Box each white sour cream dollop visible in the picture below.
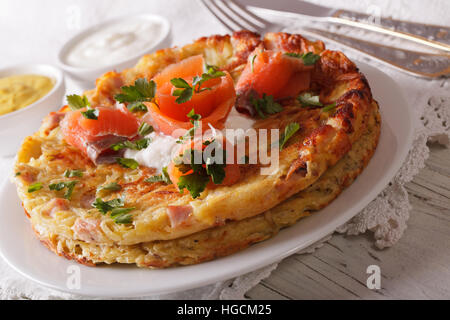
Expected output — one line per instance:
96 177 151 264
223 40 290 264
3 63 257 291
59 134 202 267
126 109 255 171
124 132 178 173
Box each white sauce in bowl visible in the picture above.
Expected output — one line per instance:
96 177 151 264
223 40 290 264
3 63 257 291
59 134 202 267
64 18 163 68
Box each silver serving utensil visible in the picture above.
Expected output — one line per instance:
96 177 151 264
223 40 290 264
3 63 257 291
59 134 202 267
199 0 450 78
240 0 450 52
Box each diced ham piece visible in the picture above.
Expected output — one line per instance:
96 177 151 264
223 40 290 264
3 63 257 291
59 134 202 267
72 218 102 243
167 205 193 228
80 192 96 209
43 198 69 218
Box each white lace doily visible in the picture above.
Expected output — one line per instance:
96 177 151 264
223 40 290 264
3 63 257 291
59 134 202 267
0 0 448 300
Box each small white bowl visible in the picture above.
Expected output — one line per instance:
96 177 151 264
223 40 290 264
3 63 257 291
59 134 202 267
0 64 65 156
57 14 171 81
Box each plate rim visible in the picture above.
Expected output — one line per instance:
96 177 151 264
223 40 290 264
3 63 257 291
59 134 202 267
0 61 414 297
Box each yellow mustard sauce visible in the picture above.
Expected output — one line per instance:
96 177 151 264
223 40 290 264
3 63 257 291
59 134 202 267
0 74 54 116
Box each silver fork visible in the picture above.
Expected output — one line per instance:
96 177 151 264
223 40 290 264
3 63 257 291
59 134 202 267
198 0 450 78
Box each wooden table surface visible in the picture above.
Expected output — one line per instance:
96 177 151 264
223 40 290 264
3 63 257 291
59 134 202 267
246 142 450 299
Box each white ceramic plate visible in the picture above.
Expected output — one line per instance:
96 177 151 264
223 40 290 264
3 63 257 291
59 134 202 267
0 61 413 297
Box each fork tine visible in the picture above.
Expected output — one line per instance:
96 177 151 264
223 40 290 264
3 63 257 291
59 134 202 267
227 0 270 27
207 0 251 32
199 0 236 32
219 0 264 32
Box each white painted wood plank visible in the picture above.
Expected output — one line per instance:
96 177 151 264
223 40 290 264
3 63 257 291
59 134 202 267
247 144 450 299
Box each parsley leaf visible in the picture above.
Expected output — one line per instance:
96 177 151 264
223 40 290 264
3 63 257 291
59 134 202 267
177 174 210 199
48 182 66 191
111 138 150 151
63 181 78 200
171 65 225 104
49 181 78 199
298 92 336 113
28 182 43 193
97 182 122 192
92 197 124 214
92 197 133 224
187 108 201 121
81 108 99 120
171 78 193 104
111 207 134 217
64 169 83 178
322 102 337 113
301 52 321 66
145 166 172 184
174 140 227 198
116 158 139 169
177 118 201 144
251 94 283 118
113 213 133 224
111 208 133 224
297 92 323 107
127 102 148 113
284 52 321 66
138 123 154 136
192 66 225 93
284 52 302 58
206 157 226 184
279 123 300 150
250 54 257 73
114 78 156 112
67 94 90 110
15 172 21 176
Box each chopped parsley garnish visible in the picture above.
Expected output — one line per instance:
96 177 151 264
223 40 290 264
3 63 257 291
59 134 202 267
206 157 226 184
114 78 156 112
64 169 83 178
177 174 210 199
28 182 43 193
92 197 124 214
279 123 300 150
250 54 257 73
322 102 337 113
67 94 90 110
297 92 323 107
15 172 21 176
251 93 283 119
97 182 122 192
192 65 225 93
171 65 225 104
111 138 150 151
138 122 154 136
171 78 194 104
176 110 202 144
174 140 227 199
116 158 139 169
145 166 172 184
81 108 99 120
187 108 201 121
298 92 337 112
127 102 148 113
284 52 321 66
49 181 78 200
92 197 133 224
110 208 134 224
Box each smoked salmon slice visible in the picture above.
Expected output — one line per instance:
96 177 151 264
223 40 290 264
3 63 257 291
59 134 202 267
147 55 236 136
235 49 313 115
60 105 139 164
